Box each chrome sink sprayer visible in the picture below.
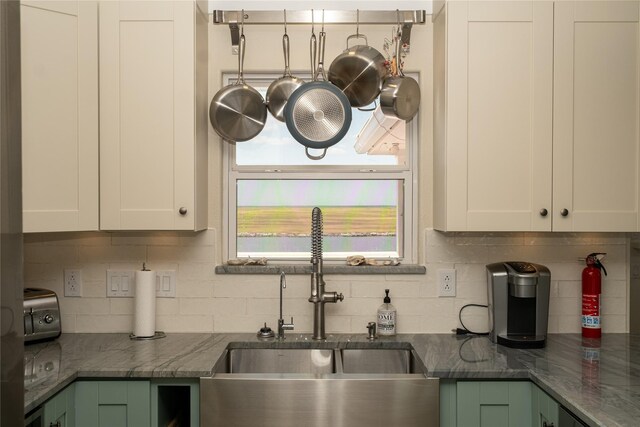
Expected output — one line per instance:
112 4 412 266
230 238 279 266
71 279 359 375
309 207 344 340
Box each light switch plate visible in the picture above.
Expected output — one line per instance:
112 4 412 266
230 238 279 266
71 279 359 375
156 271 176 298
106 270 135 297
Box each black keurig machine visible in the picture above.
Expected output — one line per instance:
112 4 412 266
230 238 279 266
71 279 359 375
486 262 551 348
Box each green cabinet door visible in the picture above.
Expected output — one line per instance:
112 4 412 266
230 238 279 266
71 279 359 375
531 384 559 427
456 381 532 427
75 381 150 427
43 383 76 427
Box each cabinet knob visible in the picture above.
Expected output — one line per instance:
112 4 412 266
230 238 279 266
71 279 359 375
560 208 569 217
179 207 188 215
539 208 548 217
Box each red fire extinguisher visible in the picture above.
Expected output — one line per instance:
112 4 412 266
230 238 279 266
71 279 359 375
582 253 607 338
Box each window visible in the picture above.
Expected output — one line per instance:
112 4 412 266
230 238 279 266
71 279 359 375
223 75 418 263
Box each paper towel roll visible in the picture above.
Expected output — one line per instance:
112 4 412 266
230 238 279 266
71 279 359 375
134 269 156 337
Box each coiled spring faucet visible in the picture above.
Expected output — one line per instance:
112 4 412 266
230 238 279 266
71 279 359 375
309 207 344 340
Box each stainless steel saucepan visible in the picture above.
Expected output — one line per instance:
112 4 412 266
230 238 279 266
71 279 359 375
209 28 267 142
380 30 420 121
328 13 387 108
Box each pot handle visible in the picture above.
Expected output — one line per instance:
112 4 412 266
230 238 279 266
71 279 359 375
305 147 328 161
346 33 369 48
236 34 246 84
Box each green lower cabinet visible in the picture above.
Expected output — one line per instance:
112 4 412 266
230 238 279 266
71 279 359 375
43 382 76 427
150 379 199 427
532 385 559 427
441 380 533 427
75 381 151 427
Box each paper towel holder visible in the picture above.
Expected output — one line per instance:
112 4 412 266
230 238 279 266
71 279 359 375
130 331 166 340
130 262 166 340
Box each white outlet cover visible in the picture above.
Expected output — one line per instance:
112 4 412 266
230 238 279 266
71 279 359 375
438 268 456 297
64 269 83 297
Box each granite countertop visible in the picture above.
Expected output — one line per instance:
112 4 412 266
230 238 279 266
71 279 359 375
24 333 640 427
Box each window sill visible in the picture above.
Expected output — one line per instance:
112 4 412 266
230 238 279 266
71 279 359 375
214 264 426 275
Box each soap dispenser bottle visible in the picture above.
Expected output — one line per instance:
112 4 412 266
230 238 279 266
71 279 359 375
377 289 397 336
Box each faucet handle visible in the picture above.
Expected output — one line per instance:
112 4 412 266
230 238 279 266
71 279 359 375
337 293 344 302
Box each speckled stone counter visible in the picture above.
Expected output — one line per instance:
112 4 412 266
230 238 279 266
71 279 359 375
24 333 640 427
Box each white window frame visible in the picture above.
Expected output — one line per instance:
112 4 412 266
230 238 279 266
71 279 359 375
222 73 419 264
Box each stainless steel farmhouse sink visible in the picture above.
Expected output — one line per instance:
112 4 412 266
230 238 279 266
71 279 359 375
200 344 439 427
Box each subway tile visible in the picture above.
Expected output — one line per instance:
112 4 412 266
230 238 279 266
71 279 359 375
351 281 420 298
454 232 524 246
25 232 111 246
148 245 214 263
110 298 134 315
78 246 146 263
24 245 78 264
59 297 110 315
427 244 489 264
83 280 107 298
111 232 180 246
425 229 456 247
157 298 180 315
180 297 215 315
602 315 627 333
325 316 352 333
556 315 581 333
180 229 216 247
60 314 77 333
557 281 581 298
156 315 213 333
177 280 214 298
601 297 626 315
75 315 133 333
602 280 627 298
211 298 246 316
179 262 216 281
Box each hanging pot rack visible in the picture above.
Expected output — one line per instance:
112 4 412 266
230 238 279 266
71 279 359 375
213 10 426 54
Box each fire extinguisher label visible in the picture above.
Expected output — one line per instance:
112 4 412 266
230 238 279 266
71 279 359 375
582 294 600 329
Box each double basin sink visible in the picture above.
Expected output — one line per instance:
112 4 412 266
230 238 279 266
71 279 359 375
200 342 439 426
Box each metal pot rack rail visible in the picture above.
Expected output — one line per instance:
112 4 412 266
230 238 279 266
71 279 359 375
213 10 427 54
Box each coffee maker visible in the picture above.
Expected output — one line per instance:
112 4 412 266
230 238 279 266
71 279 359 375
487 262 550 348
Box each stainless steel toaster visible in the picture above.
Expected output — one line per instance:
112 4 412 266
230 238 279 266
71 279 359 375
24 288 61 343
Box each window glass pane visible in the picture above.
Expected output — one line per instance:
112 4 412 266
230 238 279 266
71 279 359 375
237 179 401 259
235 88 406 167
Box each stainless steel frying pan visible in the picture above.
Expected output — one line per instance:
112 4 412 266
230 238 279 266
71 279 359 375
209 33 267 142
284 25 352 160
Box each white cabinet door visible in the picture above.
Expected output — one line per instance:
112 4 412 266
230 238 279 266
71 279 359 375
21 0 99 232
99 1 207 230
554 1 640 231
434 1 553 231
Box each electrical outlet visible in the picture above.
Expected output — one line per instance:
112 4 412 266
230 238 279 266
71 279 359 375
106 270 135 297
64 269 83 297
438 269 456 297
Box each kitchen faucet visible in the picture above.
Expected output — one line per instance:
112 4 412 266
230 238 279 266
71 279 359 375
277 271 294 340
309 207 344 340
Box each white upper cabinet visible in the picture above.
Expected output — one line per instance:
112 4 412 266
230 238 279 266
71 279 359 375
434 0 640 232
99 1 208 231
553 1 640 232
21 1 99 232
434 1 553 231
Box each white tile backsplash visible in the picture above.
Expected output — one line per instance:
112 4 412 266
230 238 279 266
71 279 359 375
23 228 630 334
